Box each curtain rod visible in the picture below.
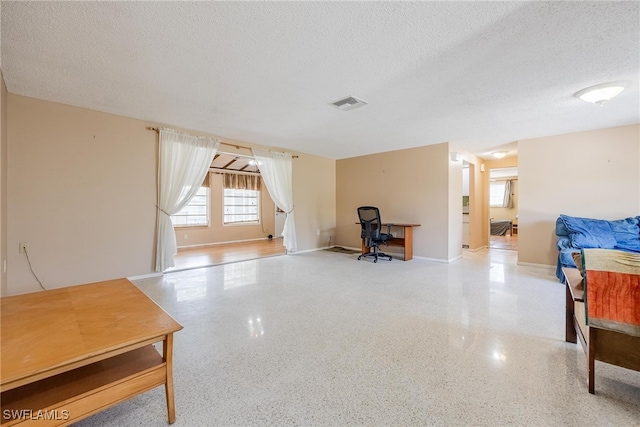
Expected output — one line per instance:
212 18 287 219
147 127 298 158
210 169 260 176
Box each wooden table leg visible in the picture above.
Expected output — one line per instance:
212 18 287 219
164 333 177 423
565 282 577 343
361 239 370 256
588 328 596 394
403 226 413 261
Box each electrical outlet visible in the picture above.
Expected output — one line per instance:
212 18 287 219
19 242 27 253
316 229 320 236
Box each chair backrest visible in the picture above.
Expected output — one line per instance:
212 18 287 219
357 206 382 240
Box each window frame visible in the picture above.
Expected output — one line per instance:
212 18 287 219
222 187 261 226
170 186 211 228
489 181 507 208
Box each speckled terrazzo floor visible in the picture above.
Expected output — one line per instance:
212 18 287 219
75 249 640 426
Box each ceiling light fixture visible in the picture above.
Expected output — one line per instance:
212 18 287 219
574 81 627 106
492 151 506 159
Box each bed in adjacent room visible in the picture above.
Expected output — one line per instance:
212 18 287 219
491 219 513 236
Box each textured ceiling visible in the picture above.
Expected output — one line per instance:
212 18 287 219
1 2 638 160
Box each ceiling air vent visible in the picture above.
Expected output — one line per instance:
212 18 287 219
330 96 368 111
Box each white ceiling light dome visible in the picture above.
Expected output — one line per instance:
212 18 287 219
574 81 628 105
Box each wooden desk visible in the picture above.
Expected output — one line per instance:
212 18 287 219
359 223 421 261
1 278 183 425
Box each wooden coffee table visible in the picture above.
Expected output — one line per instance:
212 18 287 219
1 278 183 425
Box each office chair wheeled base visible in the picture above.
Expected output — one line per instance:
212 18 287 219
358 249 393 263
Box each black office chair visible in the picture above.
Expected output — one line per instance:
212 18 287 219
357 206 393 263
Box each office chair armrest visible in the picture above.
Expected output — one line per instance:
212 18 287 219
386 224 393 236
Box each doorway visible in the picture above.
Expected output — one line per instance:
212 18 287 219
462 161 470 248
489 167 518 251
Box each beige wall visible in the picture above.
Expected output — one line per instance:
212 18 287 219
448 150 463 261
336 143 454 262
7 94 336 294
8 95 157 293
518 125 640 266
1 72 7 296
293 151 336 251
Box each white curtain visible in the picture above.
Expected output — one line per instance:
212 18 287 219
155 129 219 271
252 148 297 253
502 179 513 208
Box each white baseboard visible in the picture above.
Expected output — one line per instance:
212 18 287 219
413 255 455 263
465 245 488 252
517 261 555 269
293 246 331 254
128 272 163 281
337 245 362 252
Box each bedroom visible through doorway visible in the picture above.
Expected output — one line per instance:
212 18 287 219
489 167 518 251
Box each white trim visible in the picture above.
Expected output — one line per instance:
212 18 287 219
292 246 330 254
517 261 555 269
413 255 451 263
164 252 287 274
338 246 361 252
128 272 163 281
465 245 488 252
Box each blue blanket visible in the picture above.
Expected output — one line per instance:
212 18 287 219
555 214 640 280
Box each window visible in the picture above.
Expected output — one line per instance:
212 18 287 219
223 188 259 224
490 181 506 207
171 186 209 226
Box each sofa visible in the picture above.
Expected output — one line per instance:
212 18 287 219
555 214 640 281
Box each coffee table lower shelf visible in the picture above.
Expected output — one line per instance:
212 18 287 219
1 345 166 426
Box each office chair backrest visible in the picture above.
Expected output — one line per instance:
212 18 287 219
357 206 382 240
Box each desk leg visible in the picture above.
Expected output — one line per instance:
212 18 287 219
403 226 413 261
361 239 370 256
164 333 177 424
